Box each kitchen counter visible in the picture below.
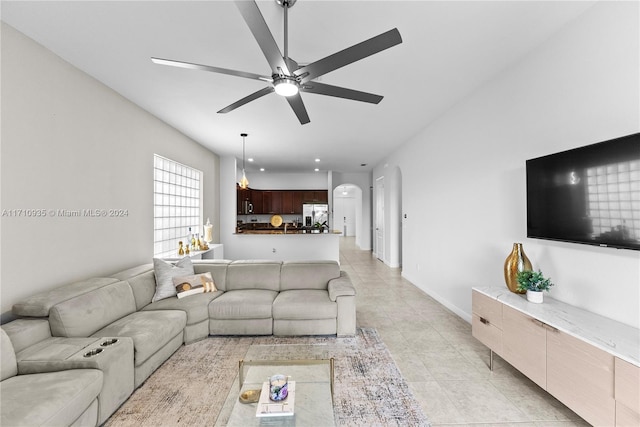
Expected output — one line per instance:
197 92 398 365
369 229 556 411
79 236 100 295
224 231 340 262
236 229 341 235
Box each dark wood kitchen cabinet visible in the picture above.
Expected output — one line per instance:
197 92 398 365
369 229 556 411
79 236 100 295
315 191 328 203
251 190 263 214
281 191 294 214
292 191 303 214
238 188 326 216
262 191 282 214
262 191 272 214
237 187 250 214
303 190 328 203
271 191 282 214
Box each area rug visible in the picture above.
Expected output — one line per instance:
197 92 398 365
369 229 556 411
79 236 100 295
105 328 430 426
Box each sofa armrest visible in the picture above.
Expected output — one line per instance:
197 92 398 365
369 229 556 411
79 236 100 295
328 271 356 302
16 336 134 425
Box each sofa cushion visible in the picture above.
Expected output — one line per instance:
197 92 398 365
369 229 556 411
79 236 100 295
141 291 223 326
273 290 337 320
12 277 119 317
1 319 51 354
49 281 136 337
226 260 282 292
209 289 278 320
91 310 186 367
280 261 340 291
152 257 194 302
1 329 17 381
173 272 217 298
111 264 156 310
111 263 154 282
193 260 231 291
0 369 102 427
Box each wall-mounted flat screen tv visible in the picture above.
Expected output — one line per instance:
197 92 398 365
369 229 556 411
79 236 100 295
526 133 639 250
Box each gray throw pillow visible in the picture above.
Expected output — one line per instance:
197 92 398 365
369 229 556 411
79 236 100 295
152 257 194 302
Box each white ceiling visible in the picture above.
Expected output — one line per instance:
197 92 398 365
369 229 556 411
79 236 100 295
1 1 596 173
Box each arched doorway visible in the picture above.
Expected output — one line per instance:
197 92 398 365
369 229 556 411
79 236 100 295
333 184 362 242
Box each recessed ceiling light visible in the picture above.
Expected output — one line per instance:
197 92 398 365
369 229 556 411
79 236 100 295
248 158 254 162
315 158 320 162
260 168 265 172
314 168 319 172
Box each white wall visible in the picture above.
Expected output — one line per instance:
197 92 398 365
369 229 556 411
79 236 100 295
374 2 640 328
0 23 221 321
242 172 328 190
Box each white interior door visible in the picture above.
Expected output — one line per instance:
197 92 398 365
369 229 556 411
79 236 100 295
375 177 384 261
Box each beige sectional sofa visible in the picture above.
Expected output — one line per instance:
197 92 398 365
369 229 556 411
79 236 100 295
0 259 356 426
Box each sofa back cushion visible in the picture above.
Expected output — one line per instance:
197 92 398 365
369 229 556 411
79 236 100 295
0 319 52 354
193 260 231 291
49 281 136 337
0 328 18 380
111 264 155 310
12 277 119 318
226 260 282 292
280 261 341 291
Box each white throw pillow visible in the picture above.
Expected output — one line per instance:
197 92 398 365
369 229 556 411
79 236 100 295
152 257 194 302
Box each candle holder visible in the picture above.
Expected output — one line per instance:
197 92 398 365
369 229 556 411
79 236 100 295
269 374 288 401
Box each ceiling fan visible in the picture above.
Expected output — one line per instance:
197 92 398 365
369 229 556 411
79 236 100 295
151 0 402 125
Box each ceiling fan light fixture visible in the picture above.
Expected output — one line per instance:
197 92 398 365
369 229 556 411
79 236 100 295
274 77 299 97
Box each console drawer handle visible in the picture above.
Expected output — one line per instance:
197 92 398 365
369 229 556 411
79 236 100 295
480 317 490 325
531 318 546 328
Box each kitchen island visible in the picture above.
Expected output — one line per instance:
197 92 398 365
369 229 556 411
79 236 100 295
225 229 341 262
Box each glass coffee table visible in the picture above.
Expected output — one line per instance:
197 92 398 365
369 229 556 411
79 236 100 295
223 343 335 426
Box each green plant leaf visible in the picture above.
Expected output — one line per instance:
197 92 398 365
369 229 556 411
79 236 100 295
516 269 554 292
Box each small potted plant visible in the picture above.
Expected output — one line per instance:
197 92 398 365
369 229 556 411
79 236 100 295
516 270 554 303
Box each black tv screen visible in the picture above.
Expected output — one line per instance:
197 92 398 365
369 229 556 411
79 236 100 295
526 133 640 250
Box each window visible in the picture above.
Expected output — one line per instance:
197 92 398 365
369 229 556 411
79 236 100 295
153 154 202 258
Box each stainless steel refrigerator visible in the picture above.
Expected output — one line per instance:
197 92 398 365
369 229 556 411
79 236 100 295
303 203 329 227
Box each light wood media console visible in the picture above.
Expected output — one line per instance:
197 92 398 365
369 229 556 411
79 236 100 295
472 287 639 427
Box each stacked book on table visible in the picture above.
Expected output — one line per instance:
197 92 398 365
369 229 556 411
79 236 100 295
256 381 296 417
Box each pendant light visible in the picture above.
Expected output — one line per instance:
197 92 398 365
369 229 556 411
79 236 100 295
239 133 249 189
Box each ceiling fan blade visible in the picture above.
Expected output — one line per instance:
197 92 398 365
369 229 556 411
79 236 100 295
295 28 402 83
217 86 274 114
234 0 290 75
151 57 271 82
301 82 383 104
286 93 310 125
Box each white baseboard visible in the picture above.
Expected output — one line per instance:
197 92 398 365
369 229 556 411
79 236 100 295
401 271 472 324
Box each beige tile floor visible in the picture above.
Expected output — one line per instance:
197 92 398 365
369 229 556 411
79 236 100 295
338 237 589 427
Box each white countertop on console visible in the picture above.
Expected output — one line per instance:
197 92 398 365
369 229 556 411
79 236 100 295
473 286 640 367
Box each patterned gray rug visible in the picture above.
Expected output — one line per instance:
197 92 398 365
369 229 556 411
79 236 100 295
106 328 430 426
